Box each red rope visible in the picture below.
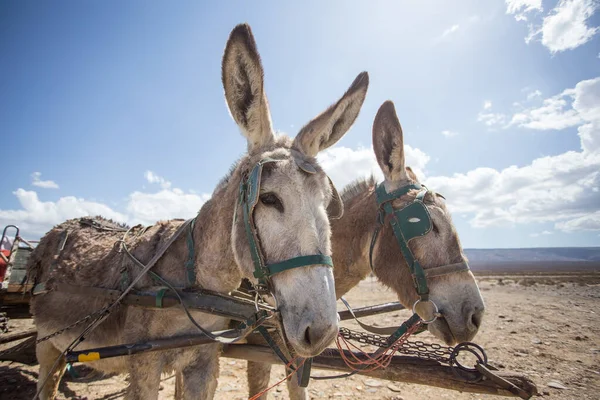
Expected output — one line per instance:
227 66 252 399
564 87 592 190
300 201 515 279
248 357 306 400
248 321 421 399
335 321 422 372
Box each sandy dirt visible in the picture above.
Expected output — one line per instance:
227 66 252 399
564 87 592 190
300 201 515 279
1 274 599 400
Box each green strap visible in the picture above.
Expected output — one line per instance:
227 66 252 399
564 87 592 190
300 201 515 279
241 161 271 283
119 266 130 291
256 326 296 370
155 287 169 308
241 158 335 287
264 255 333 278
388 207 429 298
376 183 423 206
298 357 313 387
243 188 267 282
185 218 197 286
66 362 79 379
374 183 430 298
368 210 384 271
385 313 422 346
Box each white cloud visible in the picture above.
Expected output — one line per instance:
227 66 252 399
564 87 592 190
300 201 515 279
525 23 542 43
506 0 543 20
530 230 554 237
318 145 430 189
510 90 582 130
442 130 458 137
510 77 599 131
514 0 599 52
434 76 600 231
4 77 600 239
478 101 509 128
127 189 210 226
318 77 599 234
428 151 600 229
478 112 508 127
556 210 600 231
526 89 543 100
144 170 172 189
31 172 59 189
0 189 127 236
440 24 460 39
540 0 599 53
1 173 211 238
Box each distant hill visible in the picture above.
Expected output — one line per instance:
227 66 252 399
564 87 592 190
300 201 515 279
464 247 600 263
464 247 600 273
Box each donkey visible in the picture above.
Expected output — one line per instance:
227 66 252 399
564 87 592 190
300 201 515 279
29 23 369 400
247 100 485 399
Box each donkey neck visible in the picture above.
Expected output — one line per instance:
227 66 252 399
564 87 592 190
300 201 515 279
331 181 379 298
191 181 242 293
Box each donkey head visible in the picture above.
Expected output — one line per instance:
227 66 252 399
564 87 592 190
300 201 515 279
222 24 369 356
371 101 484 345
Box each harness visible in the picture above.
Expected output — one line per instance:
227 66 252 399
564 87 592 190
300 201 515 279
238 157 334 294
236 157 337 385
366 180 471 328
32 157 339 392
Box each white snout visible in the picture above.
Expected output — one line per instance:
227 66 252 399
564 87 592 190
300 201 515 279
426 272 485 345
272 265 338 357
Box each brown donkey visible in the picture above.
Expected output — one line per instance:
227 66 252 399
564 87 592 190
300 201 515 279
29 24 369 400
247 100 485 399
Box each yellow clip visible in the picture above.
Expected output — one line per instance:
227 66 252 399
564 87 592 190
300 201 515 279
78 352 100 362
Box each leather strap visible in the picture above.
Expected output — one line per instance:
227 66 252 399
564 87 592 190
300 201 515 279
265 255 333 277
424 261 470 278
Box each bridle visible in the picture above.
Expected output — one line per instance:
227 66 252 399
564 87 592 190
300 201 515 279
237 157 335 299
369 181 470 324
236 157 340 378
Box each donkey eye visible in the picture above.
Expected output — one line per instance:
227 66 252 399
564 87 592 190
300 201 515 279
260 193 284 212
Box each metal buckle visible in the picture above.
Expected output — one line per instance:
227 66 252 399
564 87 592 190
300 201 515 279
412 298 439 324
254 290 279 312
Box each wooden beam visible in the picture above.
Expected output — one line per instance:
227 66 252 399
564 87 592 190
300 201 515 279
222 345 537 398
337 301 405 321
0 328 36 344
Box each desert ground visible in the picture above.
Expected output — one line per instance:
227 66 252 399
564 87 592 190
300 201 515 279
1 272 599 400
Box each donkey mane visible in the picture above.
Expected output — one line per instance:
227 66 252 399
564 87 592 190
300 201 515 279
340 176 377 203
214 159 241 193
213 135 296 194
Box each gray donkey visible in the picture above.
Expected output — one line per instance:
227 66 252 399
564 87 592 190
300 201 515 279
247 101 485 399
29 24 369 400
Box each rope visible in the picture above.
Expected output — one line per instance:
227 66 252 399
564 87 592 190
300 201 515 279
248 357 306 400
334 320 422 373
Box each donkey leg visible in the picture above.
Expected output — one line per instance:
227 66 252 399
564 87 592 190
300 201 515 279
126 354 162 400
179 345 220 400
36 340 67 400
286 372 308 400
247 361 272 399
174 371 184 400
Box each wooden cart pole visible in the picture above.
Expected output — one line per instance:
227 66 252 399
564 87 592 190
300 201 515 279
222 345 537 398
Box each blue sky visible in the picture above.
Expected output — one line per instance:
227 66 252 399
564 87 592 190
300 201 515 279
1 0 599 248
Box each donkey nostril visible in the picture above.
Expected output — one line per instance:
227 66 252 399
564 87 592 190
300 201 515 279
470 309 484 330
304 326 312 345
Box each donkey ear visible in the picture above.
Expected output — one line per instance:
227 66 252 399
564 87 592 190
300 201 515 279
405 166 419 182
326 177 344 219
373 101 408 182
293 72 369 157
222 24 274 152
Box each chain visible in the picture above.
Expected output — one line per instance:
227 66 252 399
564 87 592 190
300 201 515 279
35 308 107 344
338 326 454 364
0 312 8 333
